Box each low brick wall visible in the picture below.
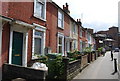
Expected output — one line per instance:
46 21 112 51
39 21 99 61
87 53 91 63
81 54 88 69
2 63 47 81
63 58 81 81
92 53 95 61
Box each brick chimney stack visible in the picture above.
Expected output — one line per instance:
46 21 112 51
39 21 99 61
63 3 70 15
77 18 82 26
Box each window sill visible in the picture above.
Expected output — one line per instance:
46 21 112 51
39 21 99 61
32 55 39 60
58 26 64 30
80 36 83 38
33 14 46 22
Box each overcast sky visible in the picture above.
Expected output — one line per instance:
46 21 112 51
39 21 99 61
52 0 119 32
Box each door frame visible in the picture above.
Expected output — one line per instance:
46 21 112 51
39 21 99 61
9 24 28 67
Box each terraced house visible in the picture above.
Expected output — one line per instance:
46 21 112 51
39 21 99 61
0 0 96 71
0 0 47 68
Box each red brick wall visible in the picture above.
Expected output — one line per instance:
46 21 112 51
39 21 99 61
46 2 70 53
46 2 58 53
27 29 33 63
1 23 10 67
8 2 46 26
63 13 70 36
1 2 9 16
1 2 47 64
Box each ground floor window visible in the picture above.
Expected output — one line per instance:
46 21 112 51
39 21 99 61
33 30 43 55
58 33 64 55
73 40 77 50
32 23 46 59
80 40 82 52
65 41 70 52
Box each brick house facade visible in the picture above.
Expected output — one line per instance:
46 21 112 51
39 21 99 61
0 1 47 67
0 0 96 69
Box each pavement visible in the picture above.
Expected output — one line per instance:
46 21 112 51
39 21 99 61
73 51 118 80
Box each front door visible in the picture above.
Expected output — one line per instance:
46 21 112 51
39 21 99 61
12 31 23 65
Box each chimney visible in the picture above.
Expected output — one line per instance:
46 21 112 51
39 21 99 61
77 18 82 26
63 3 70 15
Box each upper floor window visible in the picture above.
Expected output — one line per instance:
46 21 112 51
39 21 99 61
73 23 77 34
87 33 90 41
34 0 46 20
73 40 77 50
80 40 83 52
58 10 64 29
80 29 82 37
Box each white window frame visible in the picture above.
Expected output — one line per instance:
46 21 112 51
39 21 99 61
58 10 64 29
32 23 46 59
73 40 77 50
57 32 64 55
66 41 70 52
80 40 83 52
80 28 82 37
73 23 77 34
34 0 46 21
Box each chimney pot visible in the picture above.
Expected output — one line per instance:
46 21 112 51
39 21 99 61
77 19 78 22
66 3 68 9
63 5 65 9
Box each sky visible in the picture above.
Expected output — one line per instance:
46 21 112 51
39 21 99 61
52 0 119 32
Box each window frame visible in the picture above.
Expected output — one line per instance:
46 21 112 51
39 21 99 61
34 30 43 55
34 0 46 21
32 23 46 59
73 40 77 50
80 28 83 37
58 10 64 29
73 23 77 34
57 32 64 55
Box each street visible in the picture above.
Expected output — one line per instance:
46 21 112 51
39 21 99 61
73 51 118 79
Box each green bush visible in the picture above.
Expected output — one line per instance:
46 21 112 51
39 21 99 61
34 55 48 64
46 53 64 79
67 49 81 60
83 47 92 53
98 47 102 52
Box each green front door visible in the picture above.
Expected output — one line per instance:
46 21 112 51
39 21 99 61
12 31 23 65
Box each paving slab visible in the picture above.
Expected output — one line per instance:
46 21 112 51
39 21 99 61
73 51 118 80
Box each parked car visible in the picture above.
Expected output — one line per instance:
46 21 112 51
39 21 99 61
114 48 119 52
